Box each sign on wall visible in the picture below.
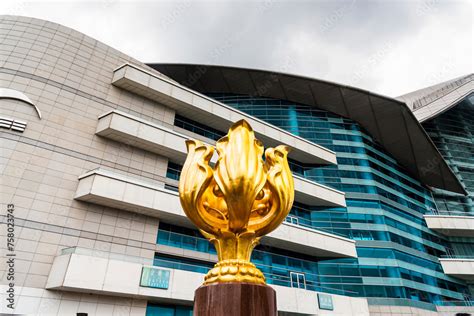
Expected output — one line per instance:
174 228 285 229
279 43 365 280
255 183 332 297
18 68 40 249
140 266 170 289
317 293 334 310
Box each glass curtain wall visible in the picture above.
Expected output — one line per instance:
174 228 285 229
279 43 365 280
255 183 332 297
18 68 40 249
422 94 474 215
160 93 472 304
422 93 474 260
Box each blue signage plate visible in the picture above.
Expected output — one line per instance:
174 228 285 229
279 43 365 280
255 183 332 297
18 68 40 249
318 293 333 310
140 266 170 289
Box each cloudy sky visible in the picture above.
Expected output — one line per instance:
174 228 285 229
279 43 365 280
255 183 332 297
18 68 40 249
1 0 472 96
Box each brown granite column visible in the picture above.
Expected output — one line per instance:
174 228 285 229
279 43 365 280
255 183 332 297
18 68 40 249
193 282 277 316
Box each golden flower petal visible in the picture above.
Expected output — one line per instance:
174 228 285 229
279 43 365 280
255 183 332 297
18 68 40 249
214 120 267 233
179 140 221 235
249 145 294 236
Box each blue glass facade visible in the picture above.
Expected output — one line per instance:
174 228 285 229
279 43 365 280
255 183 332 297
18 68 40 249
158 93 472 305
423 94 474 215
155 222 468 300
422 94 474 260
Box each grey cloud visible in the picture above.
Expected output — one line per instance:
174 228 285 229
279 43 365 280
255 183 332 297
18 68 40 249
1 0 471 96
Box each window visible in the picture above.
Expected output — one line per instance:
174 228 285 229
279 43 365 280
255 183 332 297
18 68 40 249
174 114 224 141
166 162 182 181
285 215 299 225
146 303 192 316
290 272 306 289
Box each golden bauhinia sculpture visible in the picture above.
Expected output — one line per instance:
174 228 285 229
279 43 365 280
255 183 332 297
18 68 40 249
179 119 294 285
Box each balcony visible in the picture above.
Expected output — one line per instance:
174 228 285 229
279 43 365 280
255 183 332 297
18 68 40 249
96 110 345 207
96 110 192 163
111 64 336 165
435 301 474 315
74 169 357 258
424 211 474 237
293 174 345 207
439 256 474 281
46 247 368 315
46 247 199 301
74 168 188 226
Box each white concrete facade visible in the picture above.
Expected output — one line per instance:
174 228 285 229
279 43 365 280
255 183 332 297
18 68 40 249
45 250 369 315
0 15 169 316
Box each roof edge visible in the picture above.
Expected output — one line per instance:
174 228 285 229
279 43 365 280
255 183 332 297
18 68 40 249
149 62 408 106
149 63 467 195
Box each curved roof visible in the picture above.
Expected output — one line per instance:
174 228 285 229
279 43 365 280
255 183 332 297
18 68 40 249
149 63 466 195
397 74 473 122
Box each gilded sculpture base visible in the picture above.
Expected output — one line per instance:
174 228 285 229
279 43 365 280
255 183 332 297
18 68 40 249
203 259 265 285
194 282 277 316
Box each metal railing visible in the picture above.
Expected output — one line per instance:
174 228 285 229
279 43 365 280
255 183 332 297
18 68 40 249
283 215 351 238
61 247 154 265
366 298 437 311
61 247 359 297
426 209 474 217
440 254 474 259
157 227 351 263
368 297 474 310
435 300 474 307
153 256 359 297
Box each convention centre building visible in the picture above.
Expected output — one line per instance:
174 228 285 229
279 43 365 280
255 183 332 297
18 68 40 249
1 15 473 315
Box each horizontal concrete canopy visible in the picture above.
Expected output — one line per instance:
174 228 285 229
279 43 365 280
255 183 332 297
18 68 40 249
75 169 356 258
424 214 474 237
96 110 346 207
149 64 465 195
111 64 336 165
47 251 369 315
439 258 474 281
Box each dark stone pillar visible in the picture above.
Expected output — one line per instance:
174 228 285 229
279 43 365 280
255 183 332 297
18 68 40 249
193 282 277 316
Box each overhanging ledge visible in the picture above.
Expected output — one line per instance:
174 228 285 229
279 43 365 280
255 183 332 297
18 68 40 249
95 110 346 207
111 63 336 165
74 169 356 258
149 63 466 195
424 214 474 237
